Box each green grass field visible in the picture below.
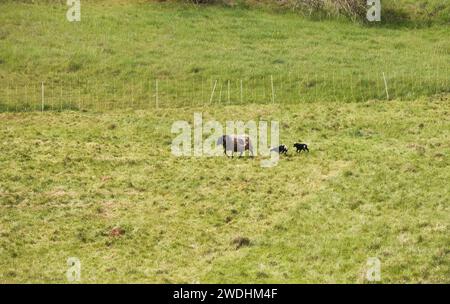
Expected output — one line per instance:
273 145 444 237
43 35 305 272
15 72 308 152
0 1 449 109
1 99 449 283
0 1 449 283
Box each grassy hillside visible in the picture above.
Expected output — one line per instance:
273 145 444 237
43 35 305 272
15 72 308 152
0 1 448 110
1 99 449 283
252 0 450 25
366 0 450 25
0 1 449 283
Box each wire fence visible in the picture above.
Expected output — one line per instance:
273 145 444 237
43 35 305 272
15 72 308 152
0 69 448 112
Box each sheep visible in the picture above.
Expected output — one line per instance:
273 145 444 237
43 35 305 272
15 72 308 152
270 144 288 155
293 142 309 153
216 134 254 157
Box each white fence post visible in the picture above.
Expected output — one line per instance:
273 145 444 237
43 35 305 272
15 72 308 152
383 72 390 100
209 80 217 104
240 79 243 103
41 82 45 112
271 75 275 103
227 80 230 103
155 79 159 109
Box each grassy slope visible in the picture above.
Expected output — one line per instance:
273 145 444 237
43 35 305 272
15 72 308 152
253 0 450 24
1 98 449 283
0 1 449 283
381 0 450 24
0 1 449 109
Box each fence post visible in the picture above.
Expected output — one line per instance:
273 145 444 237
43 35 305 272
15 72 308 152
6 81 9 112
271 75 275 103
201 78 204 105
155 79 159 109
263 76 266 102
240 79 243 103
209 80 217 104
41 82 45 112
131 81 134 108
80 78 83 110
382 72 390 100
227 80 230 103
14 84 17 112
24 84 27 111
